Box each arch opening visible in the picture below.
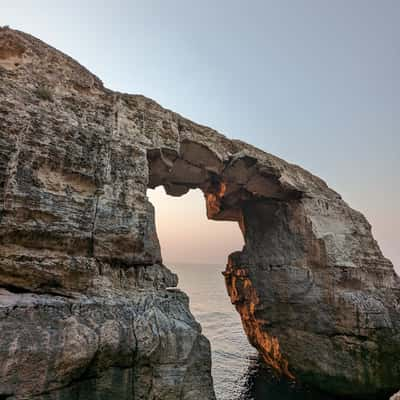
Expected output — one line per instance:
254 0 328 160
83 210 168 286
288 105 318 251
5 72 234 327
145 141 306 380
147 186 251 399
147 186 244 265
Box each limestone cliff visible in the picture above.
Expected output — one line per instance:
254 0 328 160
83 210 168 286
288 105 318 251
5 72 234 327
0 28 399 399
0 28 214 400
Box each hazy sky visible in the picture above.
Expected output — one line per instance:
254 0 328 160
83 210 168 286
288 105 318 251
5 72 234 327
2 1 399 269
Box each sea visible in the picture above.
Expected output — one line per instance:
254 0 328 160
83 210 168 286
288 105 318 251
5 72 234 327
169 262 341 400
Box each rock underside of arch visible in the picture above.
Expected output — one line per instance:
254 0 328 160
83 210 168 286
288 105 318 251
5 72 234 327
0 27 399 400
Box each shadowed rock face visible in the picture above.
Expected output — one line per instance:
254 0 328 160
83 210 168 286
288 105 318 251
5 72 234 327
0 27 399 399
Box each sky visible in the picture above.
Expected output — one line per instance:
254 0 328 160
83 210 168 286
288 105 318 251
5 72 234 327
2 1 399 270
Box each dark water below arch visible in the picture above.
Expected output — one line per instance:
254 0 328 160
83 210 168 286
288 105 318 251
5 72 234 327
169 263 343 400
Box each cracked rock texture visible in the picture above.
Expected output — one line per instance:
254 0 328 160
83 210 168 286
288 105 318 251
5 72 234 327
0 28 214 400
0 28 399 399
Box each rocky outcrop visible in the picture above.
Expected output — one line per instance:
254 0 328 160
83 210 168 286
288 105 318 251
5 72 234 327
0 27 399 399
0 27 214 400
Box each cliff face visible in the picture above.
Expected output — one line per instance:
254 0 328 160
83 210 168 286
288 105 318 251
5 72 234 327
0 28 214 400
0 28 399 400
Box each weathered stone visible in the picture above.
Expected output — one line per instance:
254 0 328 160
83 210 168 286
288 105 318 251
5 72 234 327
0 27 399 399
0 289 213 400
0 27 215 400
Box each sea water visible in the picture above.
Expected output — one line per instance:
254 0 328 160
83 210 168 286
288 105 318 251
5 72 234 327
169 262 341 400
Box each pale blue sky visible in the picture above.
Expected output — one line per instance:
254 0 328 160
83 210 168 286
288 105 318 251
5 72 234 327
2 1 399 269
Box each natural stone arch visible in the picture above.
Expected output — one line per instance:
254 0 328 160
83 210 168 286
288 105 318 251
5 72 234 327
1 27 399 400
147 139 400 399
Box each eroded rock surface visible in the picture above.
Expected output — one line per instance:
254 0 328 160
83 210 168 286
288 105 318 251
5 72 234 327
0 27 214 400
0 27 399 399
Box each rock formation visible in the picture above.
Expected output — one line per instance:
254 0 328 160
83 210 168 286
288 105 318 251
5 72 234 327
0 27 399 399
0 28 214 400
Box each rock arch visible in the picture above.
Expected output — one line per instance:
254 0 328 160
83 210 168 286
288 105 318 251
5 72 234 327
0 27 399 400
147 139 400 399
